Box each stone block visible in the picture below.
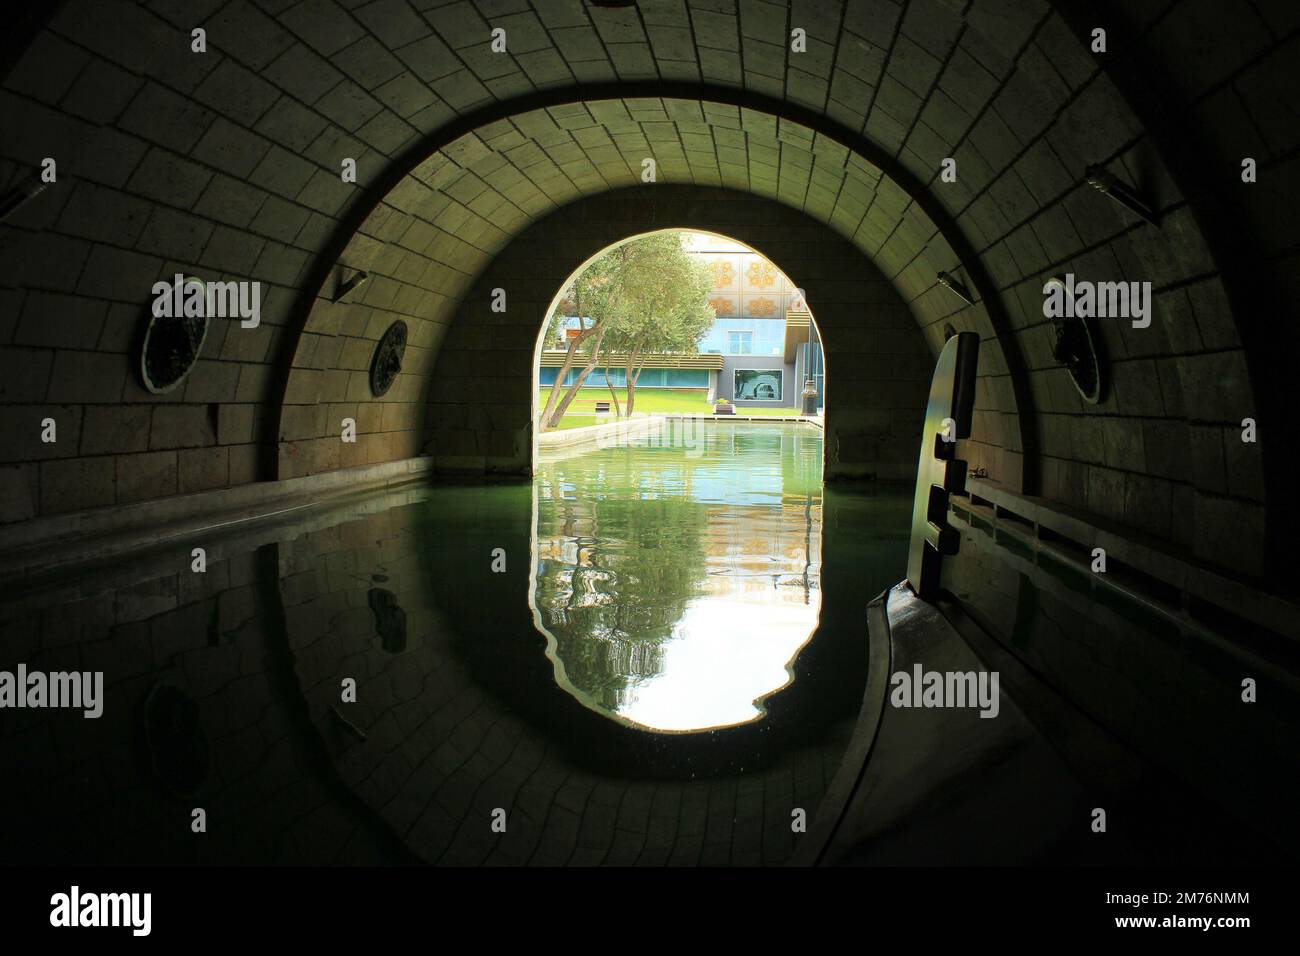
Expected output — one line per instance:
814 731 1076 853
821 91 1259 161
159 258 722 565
116 450 178 503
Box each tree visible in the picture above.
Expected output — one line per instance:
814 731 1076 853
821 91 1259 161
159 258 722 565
538 288 606 431
538 233 715 430
539 244 635 430
533 453 712 716
600 234 714 417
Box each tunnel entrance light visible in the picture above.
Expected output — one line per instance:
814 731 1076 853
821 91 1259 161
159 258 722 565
333 269 369 303
0 173 48 222
936 271 976 306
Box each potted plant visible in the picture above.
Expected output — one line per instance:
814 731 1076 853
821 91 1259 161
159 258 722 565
713 398 735 416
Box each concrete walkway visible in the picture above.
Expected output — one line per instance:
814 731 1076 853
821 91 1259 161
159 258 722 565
537 413 824 454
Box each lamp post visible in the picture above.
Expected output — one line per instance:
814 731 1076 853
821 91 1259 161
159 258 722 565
801 314 818 415
801 377 818 416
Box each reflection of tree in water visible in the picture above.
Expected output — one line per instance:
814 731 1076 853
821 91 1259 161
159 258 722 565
536 485 710 714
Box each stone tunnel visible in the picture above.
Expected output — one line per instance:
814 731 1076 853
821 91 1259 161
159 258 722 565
0 0 1297 894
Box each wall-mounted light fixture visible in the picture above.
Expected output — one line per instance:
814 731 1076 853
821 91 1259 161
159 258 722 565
370 320 408 397
936 271 976 306
1085 164 1157 226
140 276 210 395
0 173 48 223
332 269 369 303
1044 275 1106 404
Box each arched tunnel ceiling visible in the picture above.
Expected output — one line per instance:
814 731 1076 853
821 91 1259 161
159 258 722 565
5 0 1190 330
342 96 962 324
298 95 1034 497
1 0 1294 579
315 74 1213 499
0 0 1250 373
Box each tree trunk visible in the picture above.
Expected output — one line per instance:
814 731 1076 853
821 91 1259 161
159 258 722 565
539 330 585 429
540 286 610 432
624 346 644 417
546 324 607 428
603 365 622 417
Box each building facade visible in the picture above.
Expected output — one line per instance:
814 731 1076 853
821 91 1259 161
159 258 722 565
540 232 825 411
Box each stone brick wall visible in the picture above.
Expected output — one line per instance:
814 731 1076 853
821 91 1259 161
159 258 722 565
942 510 1300 853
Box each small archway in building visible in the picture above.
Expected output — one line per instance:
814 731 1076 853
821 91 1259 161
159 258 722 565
526 228 830 734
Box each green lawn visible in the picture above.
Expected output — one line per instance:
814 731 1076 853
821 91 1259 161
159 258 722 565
536 388 805 430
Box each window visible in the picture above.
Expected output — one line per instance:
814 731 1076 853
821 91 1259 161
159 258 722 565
664 369 709 388
726 330 753 354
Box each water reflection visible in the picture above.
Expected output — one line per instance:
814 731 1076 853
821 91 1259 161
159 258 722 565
0 455 910 865
531 421 823 732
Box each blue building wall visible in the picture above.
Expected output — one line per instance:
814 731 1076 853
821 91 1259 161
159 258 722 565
698 318 785 358
539 338 824 410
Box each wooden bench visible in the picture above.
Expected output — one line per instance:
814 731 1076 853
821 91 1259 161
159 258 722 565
576 401 613 414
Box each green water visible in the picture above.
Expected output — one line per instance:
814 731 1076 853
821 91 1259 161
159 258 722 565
532 421 824 732
5 421 1290 865
0 421 917 864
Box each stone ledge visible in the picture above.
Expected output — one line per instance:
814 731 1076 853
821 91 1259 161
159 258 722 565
0 456 436 579
536 414 823 455
959 477 1299 642
536 415 663 451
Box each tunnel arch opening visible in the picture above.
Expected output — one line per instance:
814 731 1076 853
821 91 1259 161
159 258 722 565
527 226 829 467
423 183 934 485
523 229 841 734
